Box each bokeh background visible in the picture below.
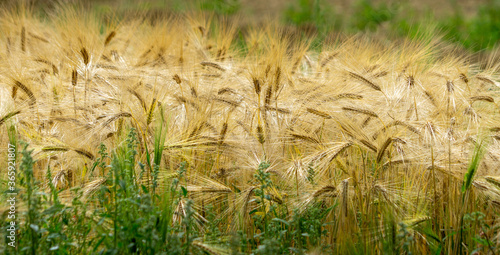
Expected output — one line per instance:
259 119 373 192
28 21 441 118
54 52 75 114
3 0 499 53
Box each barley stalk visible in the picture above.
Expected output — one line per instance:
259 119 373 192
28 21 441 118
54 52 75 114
347 71 382 91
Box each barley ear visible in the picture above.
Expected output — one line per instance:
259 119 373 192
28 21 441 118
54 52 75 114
252 77 261 95
104 31 116 46
0 110 21 127
257 125 265 144
81 47 90 65
71 70 78 86
348 71 381 91
470 96 494 103
147 98 157 125
173 74 181 84
376 137 393 163
307 108 332 119
21 26 26 52
14 80 36 105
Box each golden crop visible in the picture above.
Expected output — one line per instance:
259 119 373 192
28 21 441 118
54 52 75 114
1 3 500 253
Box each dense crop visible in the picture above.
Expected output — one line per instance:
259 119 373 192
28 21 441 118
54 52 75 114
1 4 500 254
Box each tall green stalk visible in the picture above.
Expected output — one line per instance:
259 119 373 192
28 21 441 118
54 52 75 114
456 140 486 254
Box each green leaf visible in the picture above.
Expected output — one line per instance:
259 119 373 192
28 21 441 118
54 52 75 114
30 224 39 232
181 186 188 197
43 204 65 215
141 185 149 194
462 141 486 193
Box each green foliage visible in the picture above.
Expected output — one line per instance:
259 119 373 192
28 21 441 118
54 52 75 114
88 143 109 180
25 0 500 52
7 124 17 149
468 1 500 49
463 212 497 254
397 222 414 255
283 0 500 51
351 0 396 31
441 0 500 50
4 132 499 254
200 0 240 15
284 0 337 33
462 141 485 193
246 162 332 254
19 142 40 254
4 131 198 253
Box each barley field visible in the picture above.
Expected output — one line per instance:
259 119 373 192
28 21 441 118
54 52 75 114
1 1 500 254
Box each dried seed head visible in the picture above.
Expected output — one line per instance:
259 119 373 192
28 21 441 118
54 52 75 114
252 77 261 95
213 97 240 107
335 93 363 100
306 108 332 119
257 125 265 144
320 53 337 68
173 74 182 84
291 56 302 74
460 73 469 83
74 148 95 160
313 185 336 198
341 179 349 217
289 133 320 144
11 86 18 98
470 96 494 103
104 31 116 46
407 75 415 87
34 59 59 75
342 106 378 118
128 88 146 111
190 87 197 97
201 61 225 71
446 80 454 93
102 112 132 127
361 117 371 128
0 110 21 127
264 106 291 114
424 90 436 106
21 26 26 52
14 80 36 105
490 127 500 133
71 70 78 86
348 71 381 91
373 70 388 78
219 122 228 145
265 64 271 77
274 67 281 91
198 26 205 36
476 76 495 85
486 177 500 189
360 139 377 153
264 85 273 106
218 87 236 95
377 137 393 163
81 47 90 65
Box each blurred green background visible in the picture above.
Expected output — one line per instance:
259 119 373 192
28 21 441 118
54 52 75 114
5 0 500 52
